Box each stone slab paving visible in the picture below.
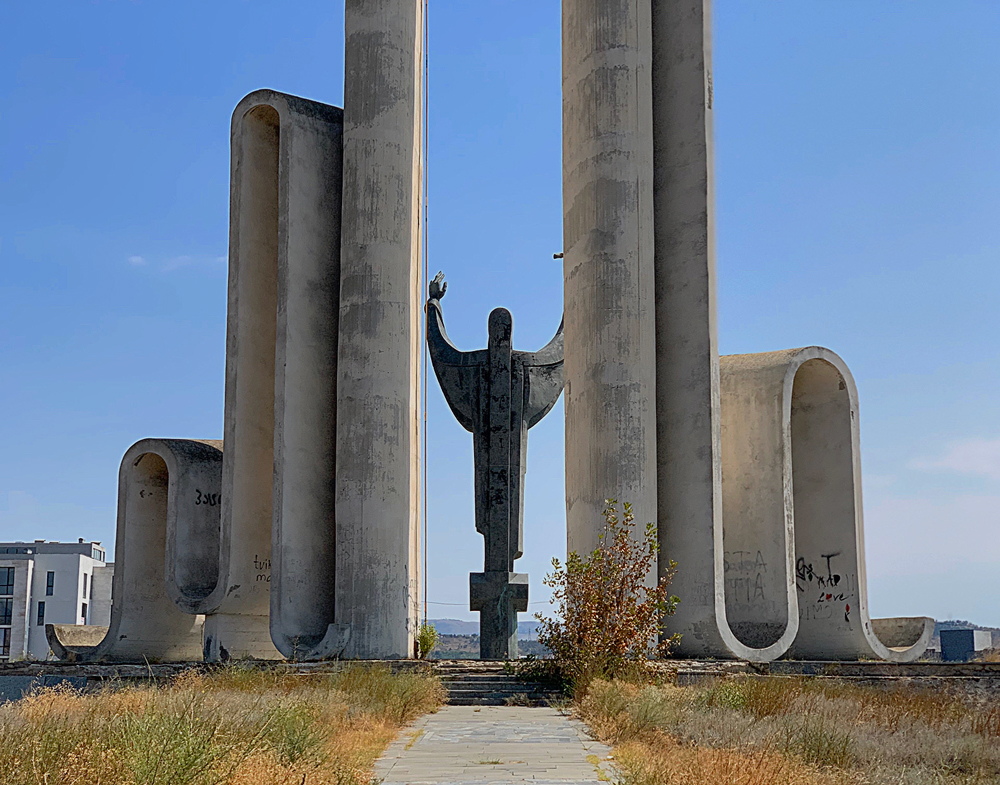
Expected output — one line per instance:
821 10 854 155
374 705 614 784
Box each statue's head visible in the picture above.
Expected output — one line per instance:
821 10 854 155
488 308 513 346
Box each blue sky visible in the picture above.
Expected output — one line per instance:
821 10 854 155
1 1 998 627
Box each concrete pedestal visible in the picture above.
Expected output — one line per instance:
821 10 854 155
49 439 221 663
335 0 424 659
470 572 529 660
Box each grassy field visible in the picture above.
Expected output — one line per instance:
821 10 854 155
0 664 443 785
579 676 1000 785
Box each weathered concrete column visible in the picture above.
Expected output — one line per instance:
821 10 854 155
268 92 344 661
200 90 344 661
562 0 659 568
651 0 749 657
336 0 424 658
48 439 222 663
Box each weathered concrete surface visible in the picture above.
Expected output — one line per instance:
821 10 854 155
335 0 424 659
468 571 529 661
719 351 800 653
46 625 108 659
49 439 221 663
374 706 613 784
651 0 751 659
721 347 931 662
199 90 344 661
562 0 659 580
779 349 930 662
426 276 563 659
873 617 935 651
263 91 343 661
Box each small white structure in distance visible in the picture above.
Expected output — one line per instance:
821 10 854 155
0 540 112 661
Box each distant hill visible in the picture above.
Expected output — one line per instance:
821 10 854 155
429 633 551 660
427 618 542 639
934 620 1000 634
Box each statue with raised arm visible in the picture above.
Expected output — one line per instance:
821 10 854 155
426 271 564 659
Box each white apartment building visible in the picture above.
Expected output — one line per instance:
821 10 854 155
0 539 113 661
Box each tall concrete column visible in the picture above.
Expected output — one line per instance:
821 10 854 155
562 0 659 566
200 91 344 662
203 97 284 661
336 0 423 659
651 0 750 657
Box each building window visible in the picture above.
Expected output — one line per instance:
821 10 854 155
0 628 10 658
0 568 13 596
0 598 11 626
82 573 88 598
46 571 54 596
81 602 88 623
36 601 45 626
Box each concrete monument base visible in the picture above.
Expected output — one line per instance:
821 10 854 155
470 572 529 660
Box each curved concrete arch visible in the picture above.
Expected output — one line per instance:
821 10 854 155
719 351 802 654
720 347 932 662
48 439 222 663
195 89 345 661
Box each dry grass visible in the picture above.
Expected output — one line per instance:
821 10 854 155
0 664 443 785
578 676 1000 785
613 740 852 785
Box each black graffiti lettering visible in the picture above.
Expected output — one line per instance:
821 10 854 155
194 489 221 507
821 552 842 586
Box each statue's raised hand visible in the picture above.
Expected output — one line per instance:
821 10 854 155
429 271 447 301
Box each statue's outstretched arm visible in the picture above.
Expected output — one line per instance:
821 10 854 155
426 272 483 432
426 271 465 367
523 314 565 428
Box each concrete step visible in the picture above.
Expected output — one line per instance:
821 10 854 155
439 677 541 686
447 695 561 706
445 685 558 695
431 660 564 706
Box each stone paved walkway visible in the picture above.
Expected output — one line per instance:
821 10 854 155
373 706 614 784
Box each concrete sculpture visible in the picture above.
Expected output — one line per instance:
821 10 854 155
335 0 425 659
720 348 933 662
426 273 564 659
47 0 934 667
48 439 222 662
563 0 930 662
563 0 758 657
192 89 344 662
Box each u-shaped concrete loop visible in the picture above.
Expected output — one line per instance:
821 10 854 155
720 347 932 663
48 439 222 663
195 90 344 662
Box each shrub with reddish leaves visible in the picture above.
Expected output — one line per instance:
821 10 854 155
535 499 680 688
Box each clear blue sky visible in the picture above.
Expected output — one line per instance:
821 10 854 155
2 2 998 627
